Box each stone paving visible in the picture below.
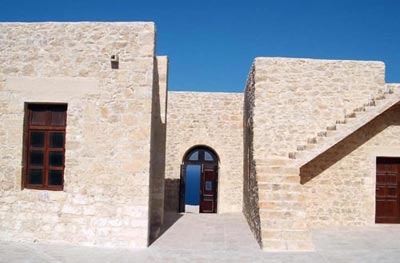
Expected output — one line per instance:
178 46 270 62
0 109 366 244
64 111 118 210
1 213 400 262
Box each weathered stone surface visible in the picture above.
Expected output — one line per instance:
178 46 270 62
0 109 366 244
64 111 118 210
165 91 243 214
302 104 400 227
253 57 386 159
0 22 157 248
2 22 400 253
244 57 399 251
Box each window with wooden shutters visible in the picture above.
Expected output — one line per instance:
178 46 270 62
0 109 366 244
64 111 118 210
24 104 67 191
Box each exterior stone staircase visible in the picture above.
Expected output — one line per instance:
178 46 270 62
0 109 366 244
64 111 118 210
256 84 400 251
288 84 400 168
256 158 313 251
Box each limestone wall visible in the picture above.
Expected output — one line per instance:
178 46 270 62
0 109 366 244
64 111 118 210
0 22 156 248
149 56 168 242
253 57 386 158
250 57 387 251
165 91 243 214
302 103 400 227
243 64 262 246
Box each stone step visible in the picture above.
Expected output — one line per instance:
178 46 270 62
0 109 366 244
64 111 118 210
335 119 347 124
258 184 303 192
262 230 312 242
259 200 306 210
344 115 357 123
296 143 318 152
261 238 314 251
305 143 316 151
363 99 376 107
259 209 305 219
260 218 308 230
353 106 366 112
286 87 399 168
257 158 293 167
292 151 306 160
325 130 336 137
307 137 317 144
384 88 394 94
326 124 336 131
258 192 304 202
257 175 300 184
258 165 299 174
288 152 296 159
345 112 356 118
296 145 306 151
335 122 347 130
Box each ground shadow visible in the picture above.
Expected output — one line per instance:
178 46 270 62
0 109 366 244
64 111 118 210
148 178 183 245
158 212 183 237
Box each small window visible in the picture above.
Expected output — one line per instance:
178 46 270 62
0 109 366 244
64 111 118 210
184 147 218 164
24 104 67 191
188 151 199 161
204 151 214 161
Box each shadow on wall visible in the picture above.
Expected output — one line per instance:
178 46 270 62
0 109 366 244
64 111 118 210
300 104 400 184
149 57 167 244
242 65 262 248
149 178 182 244
164 178 180 213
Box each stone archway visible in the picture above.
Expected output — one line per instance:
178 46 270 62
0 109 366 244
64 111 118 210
179 146 219 213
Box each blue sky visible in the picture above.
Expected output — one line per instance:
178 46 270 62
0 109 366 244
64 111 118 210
1 0 399 92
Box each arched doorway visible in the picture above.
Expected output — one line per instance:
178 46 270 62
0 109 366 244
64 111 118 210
179 146 219 213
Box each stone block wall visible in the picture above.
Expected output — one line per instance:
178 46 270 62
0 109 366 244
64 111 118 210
0 22 157 248
165 91 243 214
2 22 399 253
243 64 262 246
302 102 400 227
253 57 385 158
247 57 389 251
149 56 168 242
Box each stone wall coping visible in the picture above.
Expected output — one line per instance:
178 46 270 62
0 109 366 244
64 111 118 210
0 21 154 25
168 91 243 96
254 56 385 65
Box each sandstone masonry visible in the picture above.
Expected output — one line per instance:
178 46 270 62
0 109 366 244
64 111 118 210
165 91 243 214
0 22 162 248
1 22 400 252
245 57 400 250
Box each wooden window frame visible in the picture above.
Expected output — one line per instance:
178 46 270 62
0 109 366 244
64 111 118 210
24 104 67 191
183 147 218 165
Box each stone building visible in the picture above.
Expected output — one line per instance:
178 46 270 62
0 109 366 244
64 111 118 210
1 22 400 251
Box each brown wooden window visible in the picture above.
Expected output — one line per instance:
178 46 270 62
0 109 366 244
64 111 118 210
24 104 67 191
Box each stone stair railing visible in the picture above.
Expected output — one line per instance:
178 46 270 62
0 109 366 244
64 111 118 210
288 84 400 168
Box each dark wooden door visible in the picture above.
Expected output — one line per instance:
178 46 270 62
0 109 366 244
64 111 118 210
200 165 218 213
179 165 186 213
376 157 400 223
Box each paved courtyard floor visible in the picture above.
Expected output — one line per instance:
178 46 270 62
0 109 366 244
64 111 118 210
1 213 400 262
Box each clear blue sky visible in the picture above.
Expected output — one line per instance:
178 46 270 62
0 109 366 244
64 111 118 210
1 0 399 92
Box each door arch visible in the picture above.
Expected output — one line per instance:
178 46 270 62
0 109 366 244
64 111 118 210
179 146 219 213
